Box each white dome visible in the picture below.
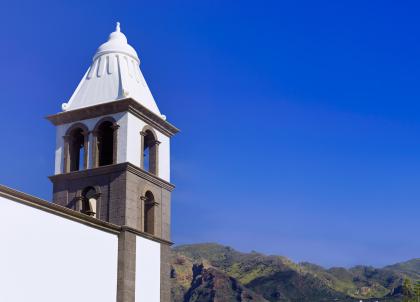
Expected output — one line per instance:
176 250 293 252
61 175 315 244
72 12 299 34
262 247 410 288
93 22 139 63
63 23 162 116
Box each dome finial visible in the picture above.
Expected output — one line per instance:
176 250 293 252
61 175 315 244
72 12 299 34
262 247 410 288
116 22 121 32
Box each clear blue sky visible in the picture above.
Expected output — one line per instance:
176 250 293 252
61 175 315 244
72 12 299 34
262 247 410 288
0 0 419 268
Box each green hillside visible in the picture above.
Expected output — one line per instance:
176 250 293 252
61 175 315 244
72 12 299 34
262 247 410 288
171 243 419 302
384 259 420 280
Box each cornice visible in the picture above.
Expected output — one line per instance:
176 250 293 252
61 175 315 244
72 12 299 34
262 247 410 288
125 162 175 191
46 98 180 137
49 162 175 192
48 162 127 181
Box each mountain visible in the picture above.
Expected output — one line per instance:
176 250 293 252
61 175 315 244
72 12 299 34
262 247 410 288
171 243 419 302
384 259 420 280
171 248 268 302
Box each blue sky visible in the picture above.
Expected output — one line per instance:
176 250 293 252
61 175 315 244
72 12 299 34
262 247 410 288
0 0 419 267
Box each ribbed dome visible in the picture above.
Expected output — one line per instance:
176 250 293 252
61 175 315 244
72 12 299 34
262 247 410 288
62 23 161 116
93 22 139 62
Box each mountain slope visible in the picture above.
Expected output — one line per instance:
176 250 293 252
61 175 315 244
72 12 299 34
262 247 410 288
171 248 267 302
300 262 402 298
384 259 420 280
184 263 268 302
171 243 417 302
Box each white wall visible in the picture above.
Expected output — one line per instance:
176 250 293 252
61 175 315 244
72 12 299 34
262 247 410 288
156 129 171 182
135 236 161 302
126 112 171 182
0 196 118 302
55 112 171 182
125 112 146 169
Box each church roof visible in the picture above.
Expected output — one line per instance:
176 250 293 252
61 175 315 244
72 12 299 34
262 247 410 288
62 23 162 117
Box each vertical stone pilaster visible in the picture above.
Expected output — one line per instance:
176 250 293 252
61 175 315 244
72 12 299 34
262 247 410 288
140 131 146 169
161 189 171 241
82 130 89 170
63 135 70 173
91 130 99 168
150 139 160 176
112 124 120 164
117 230 136 302
160 243 171 302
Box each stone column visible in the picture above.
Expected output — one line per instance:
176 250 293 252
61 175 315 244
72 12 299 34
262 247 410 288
91 130 99 168
150 139 160 176
82 130 89 170
117 230 136 302
112 124 120 164
140 131 146 169
62 135 70 173
160 243 171 302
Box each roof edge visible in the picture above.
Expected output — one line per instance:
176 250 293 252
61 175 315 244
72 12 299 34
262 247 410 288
48 162 175 192
46 98 180 137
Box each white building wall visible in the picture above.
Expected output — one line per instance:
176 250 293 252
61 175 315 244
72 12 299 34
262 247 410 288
126 112 146 168
0 196 118 302
126 112 171 182
156 130 170 182
135 236 161 302
55 124 67 174
54 112 171 182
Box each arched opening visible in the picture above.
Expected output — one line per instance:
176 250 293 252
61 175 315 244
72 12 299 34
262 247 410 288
142 129 158 175
81 187 98 218
67 127 87 172
96 121 115 166
143 191 155 235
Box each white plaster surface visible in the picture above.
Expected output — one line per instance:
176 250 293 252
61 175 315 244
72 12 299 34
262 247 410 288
135 236 161 302
0 196 118 302
126 112 171 181
126 112 146 168
156 129 171 182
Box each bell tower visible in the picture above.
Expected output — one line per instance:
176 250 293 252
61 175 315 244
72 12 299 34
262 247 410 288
47 23 178 302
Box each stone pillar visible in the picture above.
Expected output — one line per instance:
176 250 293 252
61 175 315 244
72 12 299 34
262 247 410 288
150 139 160 176
62 135 70 173
140 131 146 169
91 130 99 168
117 230 136 302
82 130 89 170
160 243 171 302
112 124 120 164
